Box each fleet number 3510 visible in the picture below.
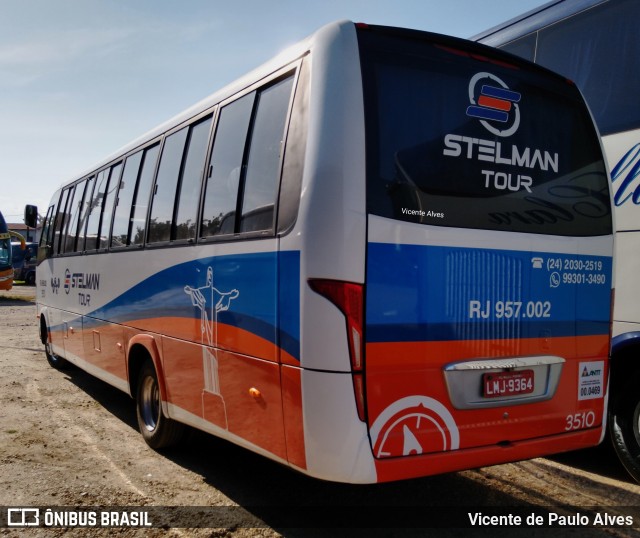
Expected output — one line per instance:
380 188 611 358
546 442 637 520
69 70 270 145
565 411 596 431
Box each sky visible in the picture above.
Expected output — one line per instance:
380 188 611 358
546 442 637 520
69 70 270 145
0 0 549 224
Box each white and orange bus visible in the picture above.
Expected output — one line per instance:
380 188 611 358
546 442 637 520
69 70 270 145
474 0 640 483
27 20 614 483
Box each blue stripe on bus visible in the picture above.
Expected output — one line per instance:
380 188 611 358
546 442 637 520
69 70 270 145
366 320 610 343
89 250 301 361
366 242 612 342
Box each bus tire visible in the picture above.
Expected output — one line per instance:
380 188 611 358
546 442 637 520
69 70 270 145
136 359 185 450
45 344 71 370
609 371 640 483
41 317 70 370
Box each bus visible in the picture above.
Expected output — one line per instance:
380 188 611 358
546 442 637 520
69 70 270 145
0 211 26 291
0 211 13 290
27 20 614 484
473 0 640 484
12 242 38 285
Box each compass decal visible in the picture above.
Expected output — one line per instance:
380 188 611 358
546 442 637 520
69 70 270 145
369 396 460 458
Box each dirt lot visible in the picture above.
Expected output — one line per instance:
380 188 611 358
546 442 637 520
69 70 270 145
2 285 640 537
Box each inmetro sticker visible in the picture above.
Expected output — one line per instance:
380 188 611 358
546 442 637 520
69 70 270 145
578 361 604 401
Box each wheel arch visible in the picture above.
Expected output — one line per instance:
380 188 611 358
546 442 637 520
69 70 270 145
608 331 640 484
610 332 640 395
126 334 167 407
39 312 49 346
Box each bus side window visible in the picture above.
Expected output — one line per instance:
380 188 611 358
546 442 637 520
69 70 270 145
40 207 53 251
201 92 255 238
130 144 160 246
73 177 95 253
39 200 58 260
61 183 81 254
63 179 92 254
149 114 213 245
111 151 143 248
148 128 189 244
240 75 295 233
100 162 123 250
52 188 71 256
278 60 309 235
83 170 108 251
174 115 212 241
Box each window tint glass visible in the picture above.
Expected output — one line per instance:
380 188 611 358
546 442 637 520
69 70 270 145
201 93 255 237
358 29 611 236
130 144 160 245
63 179 93 253
535 0 640 135
100 163 122 249
53 188 70 255
148 129 188 243
74 177 95 252
111 151 143 247
62 184 82 253
84 170 108 250
240 76 294 233
58 186 77 253
40 202 57 251
175 116 212 241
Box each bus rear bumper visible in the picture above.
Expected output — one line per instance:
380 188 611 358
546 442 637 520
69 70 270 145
372 427 603 483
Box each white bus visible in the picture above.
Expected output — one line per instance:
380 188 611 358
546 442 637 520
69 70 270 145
474 0 640 483
27 20 614 483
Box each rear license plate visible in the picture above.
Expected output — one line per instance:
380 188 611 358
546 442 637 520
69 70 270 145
483 370 534 398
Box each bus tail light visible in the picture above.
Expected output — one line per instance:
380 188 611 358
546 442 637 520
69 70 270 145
309 279 366 421
352 373 366 421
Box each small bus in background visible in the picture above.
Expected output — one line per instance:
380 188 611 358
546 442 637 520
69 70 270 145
0 211 13 290
474 0 640 483
12 242 38 285
27 20 614 483
0 211 26 291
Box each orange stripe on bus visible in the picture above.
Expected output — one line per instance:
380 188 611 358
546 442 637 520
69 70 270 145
366 335 609 370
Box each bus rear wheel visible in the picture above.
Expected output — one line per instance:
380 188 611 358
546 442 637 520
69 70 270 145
136 359 185 450
609 371 640 483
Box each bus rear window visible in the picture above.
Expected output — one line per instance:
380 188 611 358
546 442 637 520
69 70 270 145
358 28 612 237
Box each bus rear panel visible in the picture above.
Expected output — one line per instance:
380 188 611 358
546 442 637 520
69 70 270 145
355 25 613 482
